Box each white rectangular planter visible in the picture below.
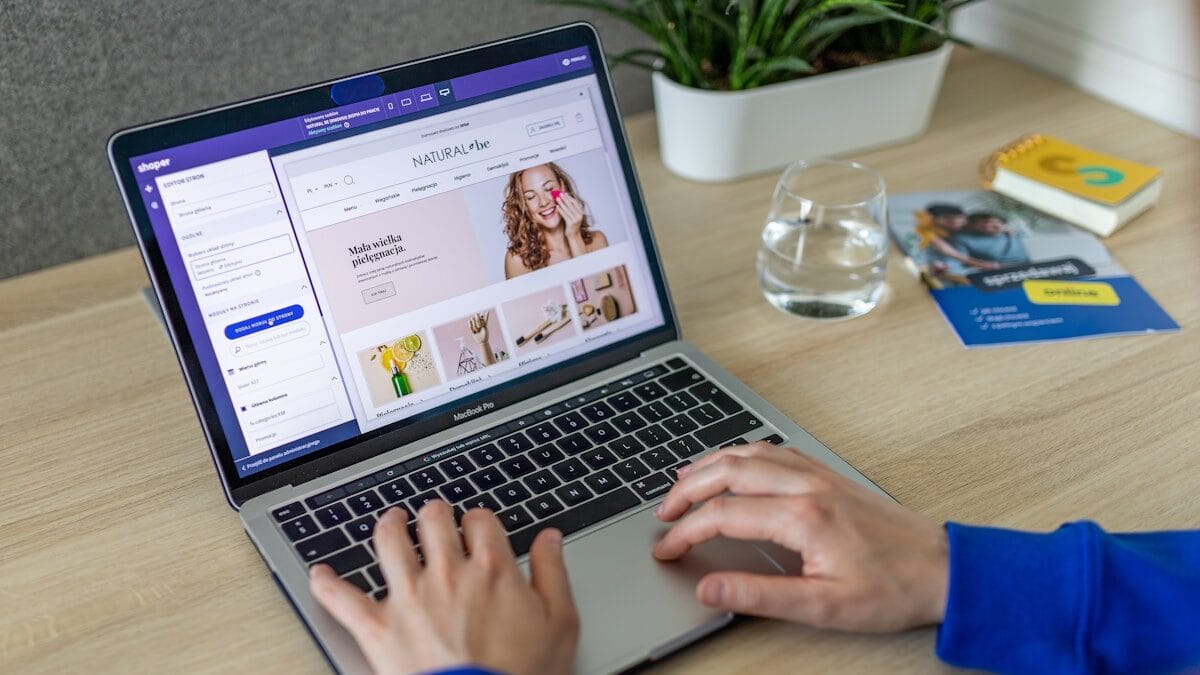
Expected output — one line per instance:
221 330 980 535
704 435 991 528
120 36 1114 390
652 43 953 182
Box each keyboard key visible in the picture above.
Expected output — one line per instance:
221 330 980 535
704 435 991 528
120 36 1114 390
272 502 305 523
498 505 534 532
523 469 561 494
499 455 536 478
584 469 621 494
640 446 678 470
607 392 639 412
468 467 506 490
507 487 639 557
530 445 564 467
664 391 699 413
688 383 743 415
584 421 619 444
315 503 352 528
410 467 446 489
554 481 593 506
305 487 345 509
345 515 376 541
373 464 407 483
348 489 386 516
439 456 474 478
551 457 587 482
668 461 692 480
461 494 502 512
661 367 704 391
667 436 705 458
636 365 668 381
439 478 477 502
468 443 504 466
611 411 647 434
496 481 532 506
373 589 389 601
638 401 673 422
295 529 350 562
366 564 385 587
555 433 592 455
528 494 565 519
526 422 561 444
762 434 786 445
688 403 724 426
635 424 671 447
614 458 651 482
633 382 668 401
609 436 645 458
662 414 699 436
407 491 442 514
497 433 534 455
553 411 587 434
582 446 617 470
580 401 616 422
631 472 674 500
720 437 747 448
377 478 415 503
694 412 764 447
315 544 373 575
343 572 371 593
665 357 687 370
280 515 319 542
342 476 376 497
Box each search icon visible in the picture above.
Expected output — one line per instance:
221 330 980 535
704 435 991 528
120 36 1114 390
343 175 355 185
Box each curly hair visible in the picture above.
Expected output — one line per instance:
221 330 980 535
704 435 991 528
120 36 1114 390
502 162 595 271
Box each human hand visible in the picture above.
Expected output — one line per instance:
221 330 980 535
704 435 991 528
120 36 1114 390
310 504 579 675
653 444 948 633
967 258 1001 270
555 192 585 239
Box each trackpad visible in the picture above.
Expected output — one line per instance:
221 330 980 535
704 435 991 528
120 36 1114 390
522 506 782 674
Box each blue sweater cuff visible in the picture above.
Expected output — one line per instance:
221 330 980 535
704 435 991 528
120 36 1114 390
424 668 500 675
937 521 1088 673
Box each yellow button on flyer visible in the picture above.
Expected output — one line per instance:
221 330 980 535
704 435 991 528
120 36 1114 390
1023 280 1120 306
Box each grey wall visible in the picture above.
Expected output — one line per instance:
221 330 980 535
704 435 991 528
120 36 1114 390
0 1 652 280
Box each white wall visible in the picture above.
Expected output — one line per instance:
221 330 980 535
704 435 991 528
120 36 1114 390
954 0 1200 138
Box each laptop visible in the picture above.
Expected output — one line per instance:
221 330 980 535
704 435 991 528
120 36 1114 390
108 23 885 674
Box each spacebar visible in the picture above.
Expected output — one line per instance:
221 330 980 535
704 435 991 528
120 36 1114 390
509 487 640 557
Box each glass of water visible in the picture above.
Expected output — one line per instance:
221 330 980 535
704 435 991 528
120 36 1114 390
757 159 888 319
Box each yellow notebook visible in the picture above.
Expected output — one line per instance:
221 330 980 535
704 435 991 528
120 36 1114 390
982 134 1162 237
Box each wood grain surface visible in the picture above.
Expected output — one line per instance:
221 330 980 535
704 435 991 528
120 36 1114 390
1 47 1197 673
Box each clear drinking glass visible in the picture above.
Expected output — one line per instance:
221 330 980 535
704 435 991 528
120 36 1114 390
757 159 888 319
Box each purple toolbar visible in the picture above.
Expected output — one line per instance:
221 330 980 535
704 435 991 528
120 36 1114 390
130 47 592 177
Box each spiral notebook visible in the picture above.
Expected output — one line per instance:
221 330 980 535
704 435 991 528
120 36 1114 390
981 134 1162 237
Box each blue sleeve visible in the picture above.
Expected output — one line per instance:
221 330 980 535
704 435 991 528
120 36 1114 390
937 521 1200 674
423 668 501 675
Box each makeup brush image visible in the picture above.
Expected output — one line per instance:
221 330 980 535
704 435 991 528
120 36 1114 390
516 301 562 346
533 305 571 344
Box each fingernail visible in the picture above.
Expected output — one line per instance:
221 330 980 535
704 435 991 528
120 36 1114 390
654 503 664 517
700 579 725 606
676 464 693 477
544 528 563 546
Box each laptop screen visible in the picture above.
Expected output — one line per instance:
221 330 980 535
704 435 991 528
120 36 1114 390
126 44 667 480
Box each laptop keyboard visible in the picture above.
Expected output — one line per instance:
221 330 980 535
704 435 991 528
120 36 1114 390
269 356 784 600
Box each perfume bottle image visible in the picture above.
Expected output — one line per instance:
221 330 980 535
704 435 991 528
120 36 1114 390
390 362 412 397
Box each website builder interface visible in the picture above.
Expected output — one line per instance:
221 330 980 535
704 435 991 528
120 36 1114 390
131 49 665 478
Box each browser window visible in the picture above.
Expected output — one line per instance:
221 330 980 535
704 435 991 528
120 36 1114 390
130 48 666 478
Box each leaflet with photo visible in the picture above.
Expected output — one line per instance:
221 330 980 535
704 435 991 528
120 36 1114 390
888 190 1178 347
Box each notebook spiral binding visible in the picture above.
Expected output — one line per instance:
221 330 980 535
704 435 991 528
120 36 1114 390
979 133 1048 188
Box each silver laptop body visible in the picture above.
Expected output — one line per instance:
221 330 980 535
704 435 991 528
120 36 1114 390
108 23 885 674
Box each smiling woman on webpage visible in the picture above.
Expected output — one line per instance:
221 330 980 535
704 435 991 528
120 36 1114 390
502 162 608 279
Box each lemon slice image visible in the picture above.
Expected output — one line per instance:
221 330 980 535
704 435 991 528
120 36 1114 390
379 347 396 372
401 334 422 352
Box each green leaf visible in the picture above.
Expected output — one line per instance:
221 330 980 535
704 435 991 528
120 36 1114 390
737 55 815 89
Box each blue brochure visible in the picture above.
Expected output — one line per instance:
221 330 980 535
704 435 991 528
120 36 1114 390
888 190 1179 347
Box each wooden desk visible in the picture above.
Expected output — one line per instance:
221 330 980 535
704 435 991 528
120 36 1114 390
2 48 1197 672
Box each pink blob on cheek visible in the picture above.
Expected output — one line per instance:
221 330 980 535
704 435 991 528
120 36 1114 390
551 189 562 201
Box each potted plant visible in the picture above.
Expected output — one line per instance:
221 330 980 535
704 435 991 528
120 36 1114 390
552 0 978 182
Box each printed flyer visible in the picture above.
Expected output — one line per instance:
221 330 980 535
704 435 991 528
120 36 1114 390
888 190 1178 347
